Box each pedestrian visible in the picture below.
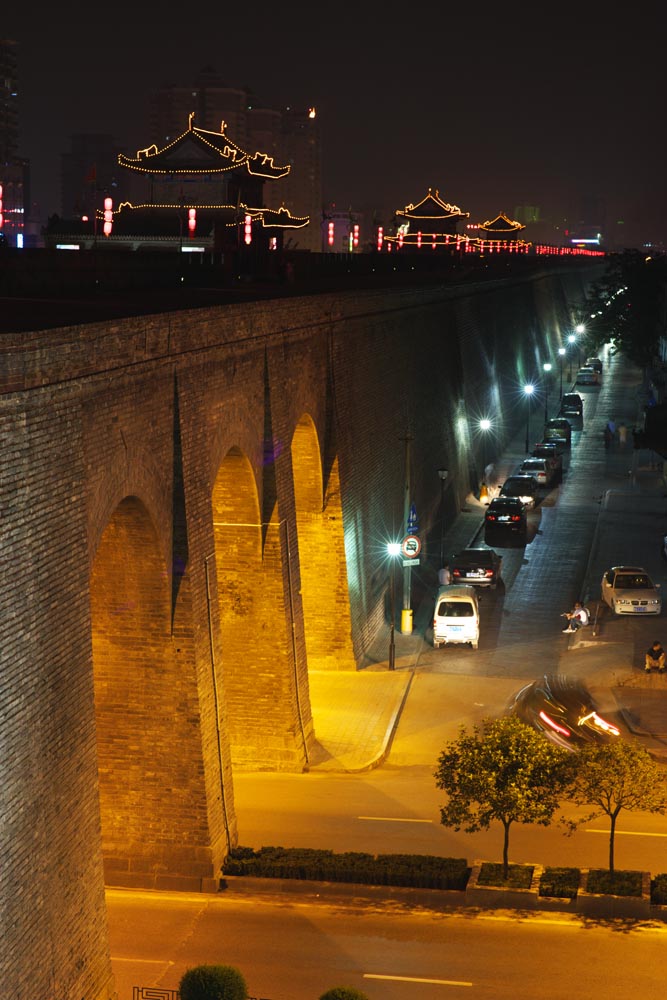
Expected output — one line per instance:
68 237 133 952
562 601 590 633
618 422 628 448
645 641 666 673
607 418 616 436
603 426 613 450
438 563 451 586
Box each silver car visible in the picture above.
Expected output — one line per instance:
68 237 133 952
601 565 662 615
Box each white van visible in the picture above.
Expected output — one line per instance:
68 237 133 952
432 584 480 649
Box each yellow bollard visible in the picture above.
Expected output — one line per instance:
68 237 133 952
401 609 413 635
480 481 489 503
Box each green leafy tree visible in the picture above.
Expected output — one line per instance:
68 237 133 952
179 964 248 1000
320 988 370 1000
434 716 572 879
563 740 667 873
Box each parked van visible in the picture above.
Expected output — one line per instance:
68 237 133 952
432 584 480 649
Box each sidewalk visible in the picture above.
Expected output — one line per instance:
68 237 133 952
308 359 667 771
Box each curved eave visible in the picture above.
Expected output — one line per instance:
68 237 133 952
396 209 470 221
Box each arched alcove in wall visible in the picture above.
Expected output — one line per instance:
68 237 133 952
90 495 219 888
291 414 355 670
212 446 312 770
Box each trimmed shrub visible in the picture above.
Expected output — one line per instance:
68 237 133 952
586 869 644 897
320 988 370 1000
651 873 667 905
179 964 247 1000
539 867 580 900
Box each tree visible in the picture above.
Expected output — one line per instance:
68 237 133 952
320 989 370 1000
433 716 572 879
179 964 248 1000
563 740 667 873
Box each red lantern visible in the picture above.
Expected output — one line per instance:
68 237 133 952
103 196 113 237
188 208 196 236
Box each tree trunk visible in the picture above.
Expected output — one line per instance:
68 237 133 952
502 821 510 879
609 813 616 874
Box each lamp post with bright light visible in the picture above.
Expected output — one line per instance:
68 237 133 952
524 383 535 453
387 541 400 671
543 363 552 422
558 347 566 399
437 469 449 567
567 334 576 380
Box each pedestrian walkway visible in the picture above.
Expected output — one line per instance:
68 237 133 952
308 354 667 771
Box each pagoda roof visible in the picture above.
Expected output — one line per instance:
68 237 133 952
118 113 290 179
478 212 526 234
396 188 469 221
93 201 309 234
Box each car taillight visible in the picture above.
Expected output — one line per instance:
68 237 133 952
485 569 494 577
452 569 461 578
511 515 521 522
486 514 496 522
539 710 571 737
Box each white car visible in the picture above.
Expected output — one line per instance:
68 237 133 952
601 565 662 616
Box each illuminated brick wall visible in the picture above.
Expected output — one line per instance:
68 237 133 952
0 262 602 998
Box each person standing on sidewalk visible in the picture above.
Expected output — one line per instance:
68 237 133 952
438 563 451 586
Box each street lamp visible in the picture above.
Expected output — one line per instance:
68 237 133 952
478 418 492 488
387 541 401 671
543 363 552 422
523 383 535 453
437 469 449 566
558 347 566 399
567 334 576 380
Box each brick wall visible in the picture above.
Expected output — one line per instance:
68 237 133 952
0 262 603 998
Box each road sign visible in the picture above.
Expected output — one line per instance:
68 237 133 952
402 558 420 567
401 534 421 558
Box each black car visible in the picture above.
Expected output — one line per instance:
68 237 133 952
484 497 527 536
499 474 540 508
450 547 503 589
543 416 572 447
559 392 583 419
507 675 620 752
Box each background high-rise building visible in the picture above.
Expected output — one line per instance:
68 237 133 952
149 69 322 251
0 37 30 247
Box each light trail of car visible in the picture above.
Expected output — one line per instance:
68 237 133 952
586 828 667 838
364 974 473 987
357 815 434 824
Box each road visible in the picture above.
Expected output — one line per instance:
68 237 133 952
107 887 667 1000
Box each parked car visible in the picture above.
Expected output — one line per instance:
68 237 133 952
484 497 527 537
499 474 540 507
543 417 572 447
600 565 662 615
507 675 620 751
559 392 583 418
586 357 603 374
451 547 503 589
432 584 480 649
533 438 566 458
575 366 600 386
517 456 559 487
531 442 564 477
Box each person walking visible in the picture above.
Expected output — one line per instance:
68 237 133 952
645 641 666 673
618 422 628 448
603 425 613 450
438 563 451 586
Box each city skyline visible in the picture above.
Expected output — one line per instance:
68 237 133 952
4 3 666 247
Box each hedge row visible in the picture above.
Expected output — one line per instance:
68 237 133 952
222 847 667 903
222 846 470 890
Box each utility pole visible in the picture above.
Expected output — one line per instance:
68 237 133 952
401 433 414 634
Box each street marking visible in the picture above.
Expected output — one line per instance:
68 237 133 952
364 974 472 987
586 828 667 838
358 816 433 824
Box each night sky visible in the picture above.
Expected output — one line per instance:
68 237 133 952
5 3 667 247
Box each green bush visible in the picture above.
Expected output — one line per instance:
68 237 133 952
320 988 370 1000
179 964 247 1000
586 869 644 897
651 873 667 904
539 867 580 900
476 863 533 888
222 847 470 891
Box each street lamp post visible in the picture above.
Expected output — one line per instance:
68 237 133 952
524 383 535 453
558 347 566 400
567 334 576 381
437 469 448 566
543 363 552 422
387 541 400 671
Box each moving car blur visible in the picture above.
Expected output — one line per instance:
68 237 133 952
507 675 621 751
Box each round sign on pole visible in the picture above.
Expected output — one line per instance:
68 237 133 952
401 534 421 558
